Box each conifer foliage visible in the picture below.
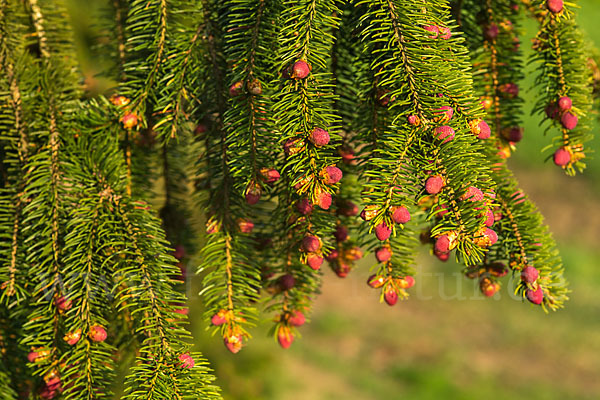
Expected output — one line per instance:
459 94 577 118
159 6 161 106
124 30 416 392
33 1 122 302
0 0 595 397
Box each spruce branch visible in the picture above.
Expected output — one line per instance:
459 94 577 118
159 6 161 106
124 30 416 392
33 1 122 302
0 0 30 304
355 0 495 270
112 0 128 81
123 0 168 114
75 99 221 398
153 1 204 142
481 160 570 311
530 0 594 174
451 0 570 308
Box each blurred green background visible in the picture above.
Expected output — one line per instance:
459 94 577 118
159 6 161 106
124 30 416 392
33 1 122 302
65 1 600 399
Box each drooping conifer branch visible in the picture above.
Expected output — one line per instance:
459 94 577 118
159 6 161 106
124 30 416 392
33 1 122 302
248 0 343 347
273 0 341 212
321 4 366 280
115 197 220 398
18 2 83 394
356 0 496 280
192 0 266 353
479 158 569 311
530 0 593 175
221 0 279 193
111 0 127 81
0 0 591 385
71 99 221 398
448 0 569 303
458 0 525 158
124 0 168 114
0 5 29 302
498 195 529 267
484 0 503 140
60 194 116 399
153 0 205 143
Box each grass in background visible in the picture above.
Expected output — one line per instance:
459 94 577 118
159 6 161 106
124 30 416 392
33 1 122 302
189 241 600 400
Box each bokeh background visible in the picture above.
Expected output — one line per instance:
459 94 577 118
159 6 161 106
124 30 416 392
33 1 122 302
65 1 600 399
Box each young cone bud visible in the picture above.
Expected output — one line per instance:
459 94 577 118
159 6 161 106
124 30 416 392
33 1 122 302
296 198 313 215
28 351 39 363
489 262 508 277
315 191 332 210
526 286 544 305
279 274 296 290
391 206 410 224
461 186 484 202
325 249 339 261
485 209 495 227
435 248 449 262
310 128 330 147
502 127 523 143
111 95 130 106
224 335 243 354
277 326 294 349
480 278 500 297
306 253 324 270
384 287 398 306
335 263 351 278
334 226 349 242
121 113 139 129
408 115 420 126
229 81 243 97
211 310 227 326
247 79 262 95
375 247 392 263
434 106 454 122
403 276 415 289
260 168 280 184
89 325 107 342
349 247 363 261
337 200 358 216
521 266 539 283
291 60 311 79
284 138 304 156
55 296 72 311
302 235 321 252
558 96 572 111
553 147 571 166
367 274 386 289
561 112 578 130
545 102 560 120
374 222 392 241
178 353 195 369
360 205 378 221
63 330 82 346
238 219 254 234
245 182 262 205
484 23 499 40
500 83 519 97
288 311 306 327
547 0 563 13
484 228 498 246
469 119 491 139
423 24 439 39
322 166 343 185
435 235 450 253
425 175 444 194
434 125 455 144
439 26 452 40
